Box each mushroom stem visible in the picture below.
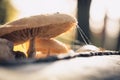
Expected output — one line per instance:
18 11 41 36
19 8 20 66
27 37 36 58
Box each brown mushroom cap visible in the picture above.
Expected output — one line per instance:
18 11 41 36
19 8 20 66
0 13 77 45
35 38 68 54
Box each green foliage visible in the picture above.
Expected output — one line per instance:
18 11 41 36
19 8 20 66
0 0 17 25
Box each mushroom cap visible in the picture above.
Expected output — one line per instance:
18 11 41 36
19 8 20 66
34 38 69 58
0 13 77 45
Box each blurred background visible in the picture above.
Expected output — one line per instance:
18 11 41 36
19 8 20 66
0 0 120 50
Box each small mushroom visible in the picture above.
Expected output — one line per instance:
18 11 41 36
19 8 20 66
0 13 77 58
35 38 69 58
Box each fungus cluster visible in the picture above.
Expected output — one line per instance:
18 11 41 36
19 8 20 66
0 13 77 60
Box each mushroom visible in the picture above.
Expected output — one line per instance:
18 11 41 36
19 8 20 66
0 13 77 58
35 38 69 58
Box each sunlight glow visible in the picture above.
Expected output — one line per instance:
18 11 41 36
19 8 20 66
90 0 120 35
106 0 120 19
89 0 106 34
90 0 106 22
11 0 77 19
105 19 120 38
90 0 120 49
